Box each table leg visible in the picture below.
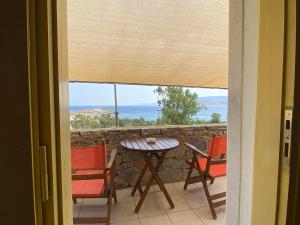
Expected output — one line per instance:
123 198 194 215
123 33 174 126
131 153 153 196
137 186 143 196
143 152 175 209
134 151 174 213
131 163 148 196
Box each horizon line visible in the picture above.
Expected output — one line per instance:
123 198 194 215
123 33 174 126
70 95 228 106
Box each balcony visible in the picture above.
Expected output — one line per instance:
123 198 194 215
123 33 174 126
72 124 227 225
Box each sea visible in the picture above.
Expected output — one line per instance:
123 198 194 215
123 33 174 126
70 104 228 122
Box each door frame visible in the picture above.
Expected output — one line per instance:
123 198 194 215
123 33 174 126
31 0 72 224
286 1 300 224
51 0 73 224
44 0 286 224
228 0 260 224
228 0 286 224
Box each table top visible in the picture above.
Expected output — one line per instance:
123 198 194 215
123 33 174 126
120 137 179 152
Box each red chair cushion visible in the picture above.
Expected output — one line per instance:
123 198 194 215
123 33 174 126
71 145 107 170
208 136 227 157
72 179 105 198
186 158 227 178
71 145 110 199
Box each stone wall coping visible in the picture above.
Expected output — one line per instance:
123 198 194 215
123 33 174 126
71 123 227 133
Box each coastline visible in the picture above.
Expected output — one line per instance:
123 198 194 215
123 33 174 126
70 104 228 122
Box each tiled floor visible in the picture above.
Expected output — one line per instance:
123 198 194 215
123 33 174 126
73 177 226 225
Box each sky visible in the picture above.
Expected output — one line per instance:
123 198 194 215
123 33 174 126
69 83 228 106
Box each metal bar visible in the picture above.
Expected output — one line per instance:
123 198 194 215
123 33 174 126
113 84 119 127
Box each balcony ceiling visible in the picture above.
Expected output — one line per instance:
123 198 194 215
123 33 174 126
68 0 228 88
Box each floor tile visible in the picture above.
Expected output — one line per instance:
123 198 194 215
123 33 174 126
79 199 136 223
181 187 209 209
112 219 141 225
74 199 108 225
193 180 226 194
136 198 166 218
214 177 227 191
207 185 225 195
140 214 172 225
193 207 226 225
182 184 204 194
168 210 205 225
115 187 135 203
160 194 190 213
189 183 225 202
173 181 187 194
111 201 139 223
153 183 180 198
79 203 107 218
133 186 158 202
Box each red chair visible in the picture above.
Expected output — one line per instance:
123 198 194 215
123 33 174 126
184 132 227 219
72 140 118 225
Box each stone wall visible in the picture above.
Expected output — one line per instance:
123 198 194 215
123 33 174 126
71 124 227 189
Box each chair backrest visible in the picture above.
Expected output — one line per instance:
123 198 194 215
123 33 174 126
208 135 227 158
71 145 107 170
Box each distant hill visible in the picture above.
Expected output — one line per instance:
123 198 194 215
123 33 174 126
198 96 228 106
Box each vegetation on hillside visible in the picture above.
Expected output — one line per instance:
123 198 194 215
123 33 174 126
71 114 157 129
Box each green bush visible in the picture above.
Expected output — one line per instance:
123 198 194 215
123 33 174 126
70 114 157 129
210 113 222 123
70 112 223 129
154 86 205 125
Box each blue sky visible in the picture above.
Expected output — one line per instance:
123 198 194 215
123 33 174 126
69 83 228 106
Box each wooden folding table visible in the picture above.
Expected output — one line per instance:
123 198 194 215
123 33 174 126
120 137 179 212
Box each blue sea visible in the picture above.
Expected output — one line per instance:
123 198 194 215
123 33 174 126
70 104 228 122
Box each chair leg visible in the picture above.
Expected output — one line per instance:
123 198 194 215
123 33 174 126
210 177 215 184
107 190 112 225
73 198 77 204
202 179 217 219
113 181 118 204
193 152 217 219
184 163 194 190
107 165 115 225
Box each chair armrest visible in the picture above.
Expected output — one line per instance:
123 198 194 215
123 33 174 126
185 143 208 158
106 149 118 170
210 159 227 165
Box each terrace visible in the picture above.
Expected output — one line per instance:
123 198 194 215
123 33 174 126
71 124 227 225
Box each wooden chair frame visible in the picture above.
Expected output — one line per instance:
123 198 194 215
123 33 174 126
72 142 118 225
184 132 226 219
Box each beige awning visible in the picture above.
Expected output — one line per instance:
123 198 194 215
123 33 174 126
67 0 228 88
